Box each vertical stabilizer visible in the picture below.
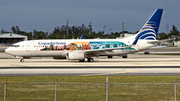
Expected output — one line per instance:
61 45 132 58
132 9 163 45
80 34 84 39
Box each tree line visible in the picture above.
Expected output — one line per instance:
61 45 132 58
1 24 179 40
157 25 180 41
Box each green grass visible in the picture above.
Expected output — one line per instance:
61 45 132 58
0 76 180 101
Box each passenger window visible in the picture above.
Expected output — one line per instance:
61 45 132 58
12 45 19 47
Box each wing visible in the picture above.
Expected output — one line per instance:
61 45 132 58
83 47 129 56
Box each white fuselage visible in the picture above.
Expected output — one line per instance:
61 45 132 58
5 38 156 58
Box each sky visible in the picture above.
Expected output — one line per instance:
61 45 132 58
0 0 179 34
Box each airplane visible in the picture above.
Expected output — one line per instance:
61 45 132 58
5 9 163 62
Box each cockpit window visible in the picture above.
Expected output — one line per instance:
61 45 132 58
12 45 20 47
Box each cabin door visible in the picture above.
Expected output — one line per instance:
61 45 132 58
26 42 31 51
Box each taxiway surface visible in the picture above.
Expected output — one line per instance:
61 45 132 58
1 54 180 67
0 54 180 76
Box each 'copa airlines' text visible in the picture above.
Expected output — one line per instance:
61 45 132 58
38 42 66 45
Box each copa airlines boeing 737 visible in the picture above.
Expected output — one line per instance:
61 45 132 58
5 9 163 62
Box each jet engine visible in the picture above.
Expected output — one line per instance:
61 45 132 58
66 52 85 60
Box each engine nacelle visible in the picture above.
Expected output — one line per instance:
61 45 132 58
53 56 66 59
66 52 85 60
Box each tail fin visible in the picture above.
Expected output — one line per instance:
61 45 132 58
132 9 163 45
80 34 84 39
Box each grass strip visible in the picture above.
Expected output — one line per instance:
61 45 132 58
0 76 180 101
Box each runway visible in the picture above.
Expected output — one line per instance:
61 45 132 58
0 67 180 76
1 54 180 67
0 53 180 76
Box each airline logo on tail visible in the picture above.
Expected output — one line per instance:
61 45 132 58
132 9 163 45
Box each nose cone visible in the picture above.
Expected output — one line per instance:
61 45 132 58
5 48 9 53
5 47 11 52
5 47 13 55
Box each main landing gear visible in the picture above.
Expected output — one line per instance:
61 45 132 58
20 59 24 63
88 58 94 62
79 59 85 62
80 57 94 62
108 56 113 58
122 55 128 58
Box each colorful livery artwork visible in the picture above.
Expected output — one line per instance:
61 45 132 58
40 41 130 51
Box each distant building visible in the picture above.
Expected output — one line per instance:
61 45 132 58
172 35 180 39
124 33 135 38
174 41 180 47
117 33 135 39
0 33 27 46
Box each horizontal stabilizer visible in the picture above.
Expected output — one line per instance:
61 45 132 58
148 39 172 44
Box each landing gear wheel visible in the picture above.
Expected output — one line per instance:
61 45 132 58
88 58 94 62
144 52 149 54
79 59 85 62
108 56 113 58
20 59 24 63
122 55 127 58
